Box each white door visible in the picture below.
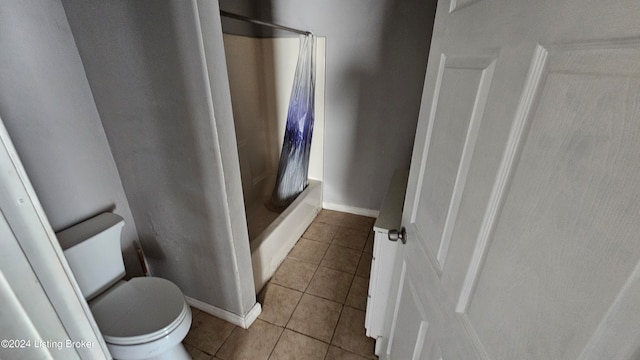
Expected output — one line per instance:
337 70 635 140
0 118 110 359
380 0 640 359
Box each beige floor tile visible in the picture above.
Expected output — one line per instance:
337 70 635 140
216 319 283 360
306 267 354 303
315 210 345 226
324 346 369 360
331 307 375 358
340 214 375 232
287 294 342 343
271 258 318 292
332 227 369 251
258 284 303 327
269 329 329 360
320 245 362 274
345 276 369 311
288 238 329 265
363 232 374 254
191 306 202 319
303 222 340 243
184 312 236 355
186 344 213 360
355 253 372 279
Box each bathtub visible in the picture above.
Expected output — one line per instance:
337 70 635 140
250 180 322 292
222 34 326 293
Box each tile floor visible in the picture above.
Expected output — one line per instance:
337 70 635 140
184 210 378 360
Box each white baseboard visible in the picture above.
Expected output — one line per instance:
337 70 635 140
322 202 379 218
185 297 262 329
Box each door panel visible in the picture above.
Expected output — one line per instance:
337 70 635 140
381 0 640 359
415 55 496 271
388 260 431 360
416 65 480 263
466 42 640 360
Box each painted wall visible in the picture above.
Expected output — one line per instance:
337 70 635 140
0 0 141 276
223 35 271 207
62 0 257 316
219 0 437 213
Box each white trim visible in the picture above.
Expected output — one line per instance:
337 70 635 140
411 53 445 224
436 57 497 271
456 45 548 314
186 296 262 329
386 261 408 357
458 314 491 360
322 202 379 218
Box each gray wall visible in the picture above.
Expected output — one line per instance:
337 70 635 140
219 0 437 212
0 0 142 276
62 0 256 315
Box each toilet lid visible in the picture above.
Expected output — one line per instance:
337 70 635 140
89 277 188 345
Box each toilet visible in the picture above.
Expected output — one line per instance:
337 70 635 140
57 212 192 360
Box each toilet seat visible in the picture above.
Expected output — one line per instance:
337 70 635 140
89 277 189 345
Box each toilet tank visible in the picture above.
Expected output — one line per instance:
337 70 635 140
57 212 126 301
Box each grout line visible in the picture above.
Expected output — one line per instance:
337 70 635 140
209 324 236 359
343 269 358 309
268 281 307 294
331 343 378 360
266 325 286 360
299 235 334 246
285 327 332 345
308 273 355 305
327 303 344 347
286 241 330 266
302 256 321 293
299 236 332 245
268 212 375 358
299 291 343 306
305 225 338 281
354 251 369 278
327 230 340 245
283 289 304 328
189 210 377 360
327 241 361 251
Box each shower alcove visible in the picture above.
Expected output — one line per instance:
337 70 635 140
222 34 326 292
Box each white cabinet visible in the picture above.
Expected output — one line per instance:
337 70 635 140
365 170 408 344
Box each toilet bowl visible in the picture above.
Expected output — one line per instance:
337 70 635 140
90 278 192 359
57 212 192 360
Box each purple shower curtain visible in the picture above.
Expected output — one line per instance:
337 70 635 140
268 34 316 211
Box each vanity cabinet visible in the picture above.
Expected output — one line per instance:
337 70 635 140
365 170 408 343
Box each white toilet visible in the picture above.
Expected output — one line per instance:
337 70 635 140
57 212 192 360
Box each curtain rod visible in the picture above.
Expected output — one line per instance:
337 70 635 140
220 10 312 36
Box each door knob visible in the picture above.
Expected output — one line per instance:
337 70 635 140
388 227 407 244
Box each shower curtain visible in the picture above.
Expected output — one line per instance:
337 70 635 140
268 34 316 211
